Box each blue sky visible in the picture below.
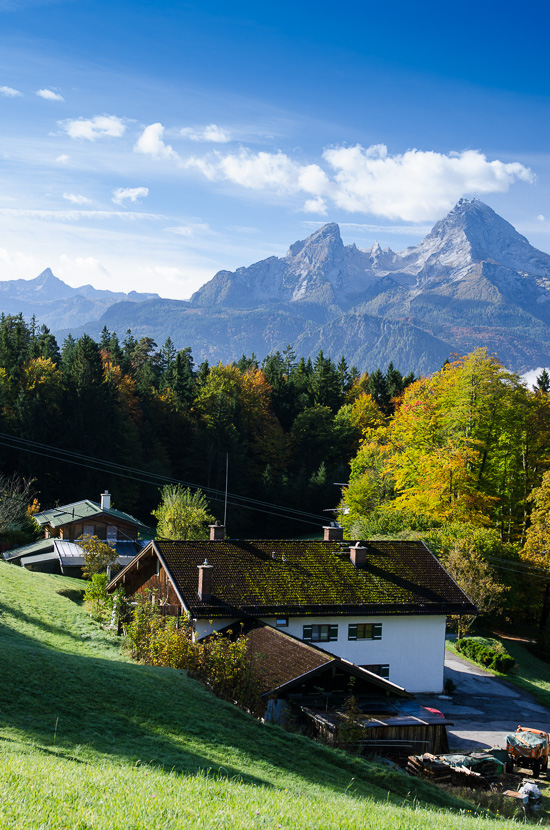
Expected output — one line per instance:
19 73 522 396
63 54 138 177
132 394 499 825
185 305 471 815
0 0 548 299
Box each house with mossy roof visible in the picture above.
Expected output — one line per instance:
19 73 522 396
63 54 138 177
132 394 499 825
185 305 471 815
108 524 476 694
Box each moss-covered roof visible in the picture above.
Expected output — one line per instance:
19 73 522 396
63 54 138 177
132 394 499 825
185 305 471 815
138 539 476 618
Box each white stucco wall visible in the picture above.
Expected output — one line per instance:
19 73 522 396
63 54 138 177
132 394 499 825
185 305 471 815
258 614 447 694
193 613 447 693
193 617 238 641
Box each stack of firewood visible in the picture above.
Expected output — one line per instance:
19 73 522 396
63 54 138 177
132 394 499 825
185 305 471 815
407 753 453 782
406 752 500 787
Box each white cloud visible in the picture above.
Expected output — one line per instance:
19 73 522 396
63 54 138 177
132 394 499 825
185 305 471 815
180 124 231 143
303 197 327 215
185 149 330 198
228 225 258 234
134 123 178 160
322 144 534 221
153 265 187 283
178 142 533 222
112 186 149 206
522 368 550 390
56 154 70 163
165 222 212 237
63 192 91 205
537 214 546 222
0 85 21 97
61 114 126 141
59 254 109 275
0 247 36 269
36 88 64 101
0 208 163 221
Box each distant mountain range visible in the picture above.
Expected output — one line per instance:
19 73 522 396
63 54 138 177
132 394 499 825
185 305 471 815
0 268 159 330
4 198 550 374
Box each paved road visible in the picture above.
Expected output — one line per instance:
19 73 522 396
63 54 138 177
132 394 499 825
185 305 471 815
416 649 550 751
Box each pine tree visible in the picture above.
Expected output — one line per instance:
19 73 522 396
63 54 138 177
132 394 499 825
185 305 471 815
535 368 550 395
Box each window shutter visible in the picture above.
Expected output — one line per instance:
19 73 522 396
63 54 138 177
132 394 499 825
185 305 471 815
329 625 338 641
373 624 382 640
348 624 357 641
303 625 313 642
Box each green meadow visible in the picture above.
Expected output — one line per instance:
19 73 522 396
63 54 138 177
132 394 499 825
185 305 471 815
0 563 520 829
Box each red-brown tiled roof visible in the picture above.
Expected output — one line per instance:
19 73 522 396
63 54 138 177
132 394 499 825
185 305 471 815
211 620 411 698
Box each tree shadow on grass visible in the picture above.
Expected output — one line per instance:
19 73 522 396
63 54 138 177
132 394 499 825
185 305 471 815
0 599 90 645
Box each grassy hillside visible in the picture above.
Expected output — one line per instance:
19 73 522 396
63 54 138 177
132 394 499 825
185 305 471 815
0 563 519 829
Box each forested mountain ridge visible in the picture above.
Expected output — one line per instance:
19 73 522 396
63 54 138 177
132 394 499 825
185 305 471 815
5 199 550 372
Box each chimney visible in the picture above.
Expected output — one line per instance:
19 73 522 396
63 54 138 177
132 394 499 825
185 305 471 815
197 559 213 601
209 522 225 541
323 523 343 542
101 490 111 511
350 542 367 567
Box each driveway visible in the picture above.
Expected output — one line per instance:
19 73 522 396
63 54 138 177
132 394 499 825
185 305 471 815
416 648 550 751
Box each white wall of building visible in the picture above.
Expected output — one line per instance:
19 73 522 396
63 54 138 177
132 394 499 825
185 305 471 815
259 614 447 694
193 612 447 693
193 616 238 640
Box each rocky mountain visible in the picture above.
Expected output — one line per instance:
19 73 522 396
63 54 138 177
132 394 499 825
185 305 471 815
7 199 550 373
188 198 550 371
0 268 159 330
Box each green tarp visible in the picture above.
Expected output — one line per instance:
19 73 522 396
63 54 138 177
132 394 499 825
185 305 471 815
507 731 548 756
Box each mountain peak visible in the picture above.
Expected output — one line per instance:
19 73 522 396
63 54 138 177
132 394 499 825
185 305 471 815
286 222 343 263
424 198 536 265
35 267 58 285
31 268 76 299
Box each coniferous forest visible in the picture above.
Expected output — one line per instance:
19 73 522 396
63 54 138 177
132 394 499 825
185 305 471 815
3 311 550 631
0 313 413 539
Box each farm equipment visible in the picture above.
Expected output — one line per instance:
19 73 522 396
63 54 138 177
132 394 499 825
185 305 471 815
505 726 550 777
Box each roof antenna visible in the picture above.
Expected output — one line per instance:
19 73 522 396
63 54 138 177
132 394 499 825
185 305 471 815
223 453 229 529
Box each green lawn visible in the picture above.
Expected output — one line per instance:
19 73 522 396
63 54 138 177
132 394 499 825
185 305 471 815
0 563 522 829
500 640 550 711
446 637 550 710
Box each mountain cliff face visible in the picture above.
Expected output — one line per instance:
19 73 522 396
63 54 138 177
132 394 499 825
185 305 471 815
5 199 550 373
192 199 550 312
182 199 550 371
191 222 386 308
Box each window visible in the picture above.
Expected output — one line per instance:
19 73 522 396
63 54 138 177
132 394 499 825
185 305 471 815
303 624 338 643
106 525 117 541
83 524 94 537
276 617 289 627
348 623 382 641
362 664 390 680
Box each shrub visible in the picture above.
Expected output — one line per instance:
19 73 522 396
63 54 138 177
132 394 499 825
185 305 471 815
84 573 112 620
126 593 263 713
455 636 515 673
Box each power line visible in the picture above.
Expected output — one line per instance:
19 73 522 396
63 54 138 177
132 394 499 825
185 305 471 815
0 430 326 522
0 433 327 527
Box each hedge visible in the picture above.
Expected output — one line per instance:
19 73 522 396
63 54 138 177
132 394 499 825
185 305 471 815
455 636 515 673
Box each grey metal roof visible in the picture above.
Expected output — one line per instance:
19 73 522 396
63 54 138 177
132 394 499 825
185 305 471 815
4 538 54 562
13 538 141 573
20 551 59 566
